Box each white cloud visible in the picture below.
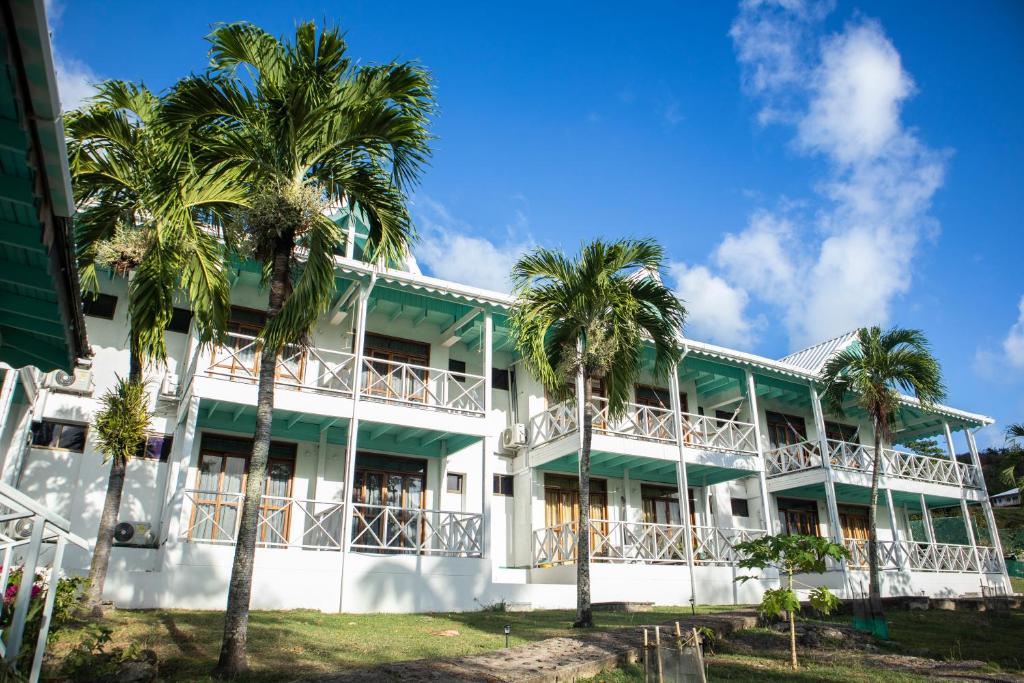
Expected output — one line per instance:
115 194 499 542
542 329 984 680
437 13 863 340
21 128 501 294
412 196 531 293
1002 296 1024 369
668 262 756 348
681 1 950 349
44 0 99 111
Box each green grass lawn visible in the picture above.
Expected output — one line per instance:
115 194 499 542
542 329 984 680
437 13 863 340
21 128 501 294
1011 575 1024 593
48 605 737 682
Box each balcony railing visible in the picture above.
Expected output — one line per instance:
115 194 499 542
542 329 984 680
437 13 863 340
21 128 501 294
185 490 346 550
765 440 822 475
183 492 482 557
528 399 756 454
205 332 356 396
681 412 758 454
841 538 1003 574
532 520 764 566
765 438 983 489
350 503 482 557
843 537 902 569
359 357 485 415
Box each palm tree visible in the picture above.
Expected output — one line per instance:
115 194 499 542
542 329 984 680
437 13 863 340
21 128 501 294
509 239 685 627
1001 423 1024 492
820 327 945 616
67 81 241 615
163 22 433 677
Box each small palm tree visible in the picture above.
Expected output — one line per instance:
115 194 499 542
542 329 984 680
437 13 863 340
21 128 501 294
68 81 241 614
820 326 945 616
164 22 433 677
1001 423 1024 493
509 239 685 627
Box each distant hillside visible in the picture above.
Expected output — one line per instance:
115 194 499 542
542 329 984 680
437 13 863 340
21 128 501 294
962 448 1024 554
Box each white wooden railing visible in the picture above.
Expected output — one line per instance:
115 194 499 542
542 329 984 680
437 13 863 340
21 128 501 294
359 357 485 414
764 440 821 475
976 546 1004 574
349 503 482 557
528 399 756 454
532 520 763 566
681 412 758 454
903 542 980 573
591 397 677 442
205 332 356 396
184 490 346 550
765 438 983 489
843 537 902 569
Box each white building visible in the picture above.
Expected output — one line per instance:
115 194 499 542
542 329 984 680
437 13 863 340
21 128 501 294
991 488 1020 508
0 250 1011 613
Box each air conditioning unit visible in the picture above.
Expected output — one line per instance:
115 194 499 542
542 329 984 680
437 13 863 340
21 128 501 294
46 366 94 396
158 372 179 401
10 517 34 540
113 521 156 548
501 423 528 450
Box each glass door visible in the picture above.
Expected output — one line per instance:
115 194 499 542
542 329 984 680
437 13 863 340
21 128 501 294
190 452 294 544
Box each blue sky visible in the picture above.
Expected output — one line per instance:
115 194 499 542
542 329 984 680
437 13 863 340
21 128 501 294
49 1 1024 446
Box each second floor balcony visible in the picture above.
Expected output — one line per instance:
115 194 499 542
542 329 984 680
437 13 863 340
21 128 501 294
765 438 983 490
529 397 758 456
188 331 487 419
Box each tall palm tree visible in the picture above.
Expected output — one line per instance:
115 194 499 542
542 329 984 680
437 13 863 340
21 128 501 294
509 239 685 627
820 327 945 616
67 81 241 615
163 22 433 677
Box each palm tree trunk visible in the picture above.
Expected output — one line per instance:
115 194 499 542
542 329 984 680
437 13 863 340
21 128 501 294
867 419 884 618
574 374 594 629
216 230 293 678
788 569 798 669
81 342 143 616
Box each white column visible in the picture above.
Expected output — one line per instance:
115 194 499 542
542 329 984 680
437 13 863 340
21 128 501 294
745 370 773 534
809 386 844 545
622 468 633 522
669 365 698 605
482 311 494 562
162 396 200 550
920 493 935 544
968 429 1010 585
339 277 374 610
944 421 981 574
884 488 906 569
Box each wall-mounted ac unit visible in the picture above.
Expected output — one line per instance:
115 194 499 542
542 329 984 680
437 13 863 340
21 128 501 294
158 372 179 401
10 517 34 540
113 521 156 548
45 367 94 396
500 423 528 450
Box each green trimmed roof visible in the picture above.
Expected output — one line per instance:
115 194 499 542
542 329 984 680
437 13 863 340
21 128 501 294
0 0 87 372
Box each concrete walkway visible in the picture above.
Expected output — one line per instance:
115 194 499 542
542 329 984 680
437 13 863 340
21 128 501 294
299 609 758 683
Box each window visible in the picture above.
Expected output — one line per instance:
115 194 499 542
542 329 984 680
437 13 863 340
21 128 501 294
730 497 750 517
166 308 193 334
765 412 807 449
135 434 174 462
825 421 858 443
30 420 87 452
82 294 117 319
446 472 464 494
448 359 466 383
715 409 736 426
493 473 514 496
777 498 820 537
492 368 510 391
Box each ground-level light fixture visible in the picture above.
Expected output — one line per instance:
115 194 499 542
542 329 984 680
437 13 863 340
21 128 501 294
504 624 511 648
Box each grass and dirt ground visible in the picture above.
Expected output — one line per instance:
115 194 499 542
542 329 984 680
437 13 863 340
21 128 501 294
47 605 1024 682
585 608 1024 682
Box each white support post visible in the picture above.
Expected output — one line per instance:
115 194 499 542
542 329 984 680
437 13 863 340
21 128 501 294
883 488 905 569
920 494 935 544
29 535 66 681
810 386 844 546
622 468 632 522
162 395 200 550
745 370 774 534
669 365 698 606
968 429 1010 585
482 311 494 562
944 422 981 574
339 277 374 610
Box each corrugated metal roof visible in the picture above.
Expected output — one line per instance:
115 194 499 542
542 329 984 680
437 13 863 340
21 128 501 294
778 331 859 374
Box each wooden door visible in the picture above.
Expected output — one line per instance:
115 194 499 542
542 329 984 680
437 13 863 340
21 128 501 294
765 412 808 448
543 475 608 558
353 456 427 551
778 498 821 537
363 333 430 402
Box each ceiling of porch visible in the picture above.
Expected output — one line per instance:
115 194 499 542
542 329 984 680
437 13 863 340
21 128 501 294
536 451 757 487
